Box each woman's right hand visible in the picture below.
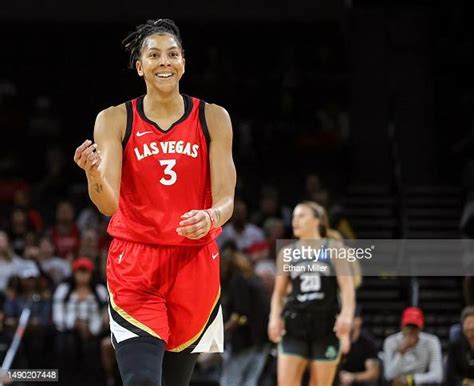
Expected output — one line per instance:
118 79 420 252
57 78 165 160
268 316 285 343
74 139 102 178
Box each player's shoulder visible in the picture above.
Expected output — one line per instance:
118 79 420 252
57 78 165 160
96 103 127 124
94 103 128 139
204 102 230 121
202 102 232 140
186 94 229 121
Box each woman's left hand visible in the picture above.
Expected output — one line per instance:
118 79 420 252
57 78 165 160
177 210 212 239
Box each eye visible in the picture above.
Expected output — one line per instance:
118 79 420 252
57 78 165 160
169 51 179 58
148 52 158 58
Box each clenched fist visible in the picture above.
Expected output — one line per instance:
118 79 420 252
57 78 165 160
74 139 102 178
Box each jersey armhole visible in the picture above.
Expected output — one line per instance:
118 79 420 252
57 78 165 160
122 100 133 149
199 100 211 147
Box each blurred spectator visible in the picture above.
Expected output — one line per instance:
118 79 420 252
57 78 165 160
53 257 107 385
338 307 380 386
329 204 357 240
0 291 7 356
302 174 329 206
78 228 100 262
383 307 443 385
250 187 292 229
220 245 270 386
77 204 101 232
50 200 81 260
12 189 44 231
447 306 474 385
464 269 474 307
0 230 24 291
36 235 71 285
8 207 32 256
254 259 276 301
246 241 270 265
315 102 348 146
22 244 54 293
0 291 28 375
33 147 73 222
218 199 265 252
263 217 286 260
4 260 52 368
96 217 112 279
27 96 61 138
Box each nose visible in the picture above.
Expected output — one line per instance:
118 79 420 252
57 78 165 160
159 54 171 66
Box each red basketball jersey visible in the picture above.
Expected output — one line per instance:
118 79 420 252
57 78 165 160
107 94 221 246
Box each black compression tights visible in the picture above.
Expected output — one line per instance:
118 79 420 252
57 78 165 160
115 337 198 386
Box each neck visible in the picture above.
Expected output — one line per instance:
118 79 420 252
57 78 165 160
144 88 182 112
299 231 321 240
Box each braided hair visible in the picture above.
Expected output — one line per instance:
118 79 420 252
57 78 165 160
122 18 183 69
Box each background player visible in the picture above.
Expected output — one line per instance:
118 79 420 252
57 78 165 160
268 201 355 386
73 18 236 386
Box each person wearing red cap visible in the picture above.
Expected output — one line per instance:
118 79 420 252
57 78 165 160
71 256 95 272
52 256 107 385
383 307 443 385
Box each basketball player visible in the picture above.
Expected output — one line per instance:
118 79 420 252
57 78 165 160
73 19 236 386
268 201 355 386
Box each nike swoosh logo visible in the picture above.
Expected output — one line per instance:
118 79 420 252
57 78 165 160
136 131 153 137
212 253 219 260
118 252 124 264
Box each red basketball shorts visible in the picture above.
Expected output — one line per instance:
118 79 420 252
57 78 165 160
106 238 223 353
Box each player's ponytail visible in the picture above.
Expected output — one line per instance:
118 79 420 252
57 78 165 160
122 18 184 69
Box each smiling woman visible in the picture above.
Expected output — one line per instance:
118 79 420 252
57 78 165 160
73 18 236 386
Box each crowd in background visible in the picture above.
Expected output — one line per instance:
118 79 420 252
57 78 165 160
0 172 473 385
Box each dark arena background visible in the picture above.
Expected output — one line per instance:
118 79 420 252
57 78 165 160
0 0 473 385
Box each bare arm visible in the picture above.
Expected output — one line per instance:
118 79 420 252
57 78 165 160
177 103 236 239
333 244 355 353
336 267 355 320
268 250 289 343
74 106 125 216
206 104 237 226
270 274 289 322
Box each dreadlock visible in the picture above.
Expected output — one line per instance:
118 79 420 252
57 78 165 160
122 18 183 69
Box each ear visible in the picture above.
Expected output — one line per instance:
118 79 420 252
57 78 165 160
136 60 144 77
182 57 186 74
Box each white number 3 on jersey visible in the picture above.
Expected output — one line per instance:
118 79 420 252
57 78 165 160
159 159 177 185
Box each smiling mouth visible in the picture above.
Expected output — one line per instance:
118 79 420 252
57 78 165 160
156 73 174 79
